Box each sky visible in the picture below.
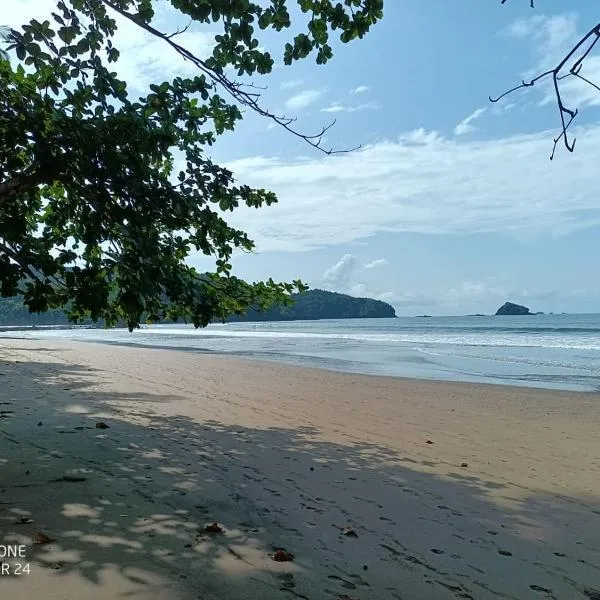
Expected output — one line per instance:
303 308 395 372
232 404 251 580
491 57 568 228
9 0 600 315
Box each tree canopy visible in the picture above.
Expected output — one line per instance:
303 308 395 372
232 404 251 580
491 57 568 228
226 289 396 321
0 0 383 330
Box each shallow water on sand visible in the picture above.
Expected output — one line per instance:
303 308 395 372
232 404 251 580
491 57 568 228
6 313 600 392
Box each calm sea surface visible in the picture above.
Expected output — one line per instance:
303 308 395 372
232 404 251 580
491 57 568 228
5 313 600 392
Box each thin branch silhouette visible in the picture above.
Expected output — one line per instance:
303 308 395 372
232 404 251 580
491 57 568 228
165 19 192 40
101 0 360 155
491 6 600 159
501 0 534 7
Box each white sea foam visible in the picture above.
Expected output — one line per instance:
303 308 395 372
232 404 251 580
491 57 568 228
8 315 600 391
132 325 600 351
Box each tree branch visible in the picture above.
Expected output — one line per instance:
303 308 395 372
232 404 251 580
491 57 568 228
0 169 49 204
100 0 359 155
490 21 600 159
0 241 43 286
501 0 534 7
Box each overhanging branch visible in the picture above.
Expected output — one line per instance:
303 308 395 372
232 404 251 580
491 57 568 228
0 169 49 204
496 0 600 159
100 0 359 155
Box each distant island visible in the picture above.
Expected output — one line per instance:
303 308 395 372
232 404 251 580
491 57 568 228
226 289 396 322
0 289 396 327
495 302 544 316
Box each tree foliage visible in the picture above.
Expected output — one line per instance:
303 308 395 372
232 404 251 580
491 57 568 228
227 289 396 322
0 0 383 330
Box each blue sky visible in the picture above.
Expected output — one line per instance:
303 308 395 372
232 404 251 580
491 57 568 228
11 1 600 315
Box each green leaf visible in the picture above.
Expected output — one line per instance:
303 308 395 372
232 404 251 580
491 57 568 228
0 0 380 330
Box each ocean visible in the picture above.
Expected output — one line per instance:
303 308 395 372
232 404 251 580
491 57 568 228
4 313 600 392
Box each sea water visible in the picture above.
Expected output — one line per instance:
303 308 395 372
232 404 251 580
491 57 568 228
5 313 600 392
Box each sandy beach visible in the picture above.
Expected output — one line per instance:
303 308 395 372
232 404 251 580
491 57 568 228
0 338 599 599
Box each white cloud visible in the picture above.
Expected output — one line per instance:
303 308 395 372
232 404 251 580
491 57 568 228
285 89 323 110
399 128 443 145
280 79 303 90
323 254 388 287
505 14 578 54
224 124 600 252
320 101 379 114
347 283 395 302
320 103 346 114
381 282 600 314
113 30 216 91
351 85 370 94
321 255 391 301
6 0 52 27
454 108 486 136
323 254 362 288
365 259 389 269
7 0 216 93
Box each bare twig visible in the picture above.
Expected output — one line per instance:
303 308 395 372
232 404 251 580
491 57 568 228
491 13 600 159
166 19 192 40
100 0 359 155
501 0 534 7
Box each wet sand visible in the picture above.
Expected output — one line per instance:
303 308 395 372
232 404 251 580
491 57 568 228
1 338 599 599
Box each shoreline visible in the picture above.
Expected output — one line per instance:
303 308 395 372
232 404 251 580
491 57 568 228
4 332 600 394
81 337 600 395
1 339 600 599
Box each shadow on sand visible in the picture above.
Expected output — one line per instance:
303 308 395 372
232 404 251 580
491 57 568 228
0 354 599 599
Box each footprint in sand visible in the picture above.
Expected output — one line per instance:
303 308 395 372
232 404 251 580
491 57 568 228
327 574 369 590
437 581 474 599
379 516 395 524
277 573 296 589
530 584 552 594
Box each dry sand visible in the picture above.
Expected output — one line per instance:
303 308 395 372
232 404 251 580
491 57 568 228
0 338 599 599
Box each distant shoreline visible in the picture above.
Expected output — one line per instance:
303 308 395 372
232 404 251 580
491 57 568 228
4 314 599 394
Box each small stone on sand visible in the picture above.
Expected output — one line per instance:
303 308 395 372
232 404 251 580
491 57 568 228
31 531 53 545
271 548 294 562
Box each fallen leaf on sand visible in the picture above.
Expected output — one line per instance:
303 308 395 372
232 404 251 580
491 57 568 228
56 475 87 483
14 517 34 525
31 532 53 545
205 522 224 534
95 422 109 429
271 548 294 562
341 526 358 538
333 524 359 537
